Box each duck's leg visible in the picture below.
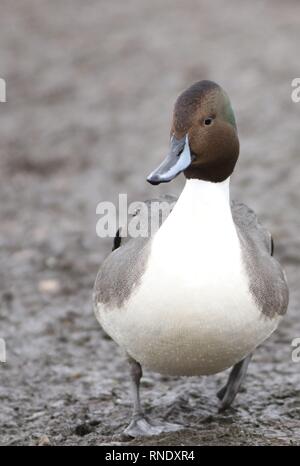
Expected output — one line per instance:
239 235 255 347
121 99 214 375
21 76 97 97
217 353 252 412
124 356 181 437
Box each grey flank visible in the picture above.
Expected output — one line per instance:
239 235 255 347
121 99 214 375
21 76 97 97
232 201 289 318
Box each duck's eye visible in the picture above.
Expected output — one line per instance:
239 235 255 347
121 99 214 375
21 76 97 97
204 117 213 126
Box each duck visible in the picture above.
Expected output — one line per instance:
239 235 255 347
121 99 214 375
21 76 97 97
93 80 289 437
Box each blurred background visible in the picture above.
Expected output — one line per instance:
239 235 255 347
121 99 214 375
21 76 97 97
1 0 300 445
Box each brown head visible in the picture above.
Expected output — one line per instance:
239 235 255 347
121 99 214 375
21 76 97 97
147 80 239 185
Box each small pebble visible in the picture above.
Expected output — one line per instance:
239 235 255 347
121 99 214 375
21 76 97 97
38 279 60 294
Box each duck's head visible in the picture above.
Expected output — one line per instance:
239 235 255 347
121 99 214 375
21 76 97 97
147 80 239 185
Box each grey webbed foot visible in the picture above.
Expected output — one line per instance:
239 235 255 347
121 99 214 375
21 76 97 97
124 414 181 438
124 356 182 437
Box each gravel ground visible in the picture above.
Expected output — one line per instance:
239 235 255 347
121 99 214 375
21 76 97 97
1 0 300 446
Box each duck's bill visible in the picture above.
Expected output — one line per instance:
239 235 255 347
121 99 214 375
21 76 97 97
147 134 193 185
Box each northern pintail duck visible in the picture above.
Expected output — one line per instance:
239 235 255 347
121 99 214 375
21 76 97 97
94 80 289 437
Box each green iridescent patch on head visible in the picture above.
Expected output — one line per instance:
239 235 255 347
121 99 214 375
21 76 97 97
222 90 237 129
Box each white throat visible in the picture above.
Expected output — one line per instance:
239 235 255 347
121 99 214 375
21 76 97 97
173 177 230 216
180 177 231 204
155 177 233 248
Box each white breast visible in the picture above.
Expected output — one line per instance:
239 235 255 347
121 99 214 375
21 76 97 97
98 179 280 376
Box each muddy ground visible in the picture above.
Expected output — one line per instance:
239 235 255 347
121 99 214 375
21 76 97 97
1 0 300 446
